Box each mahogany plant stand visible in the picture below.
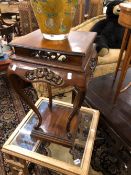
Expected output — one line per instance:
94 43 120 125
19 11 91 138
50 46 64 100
7 30 97 147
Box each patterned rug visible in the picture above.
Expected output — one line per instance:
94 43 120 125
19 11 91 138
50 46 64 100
0 74 38 175
0 74 102 175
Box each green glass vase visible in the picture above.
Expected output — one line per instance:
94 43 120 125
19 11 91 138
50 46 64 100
30 0 78 40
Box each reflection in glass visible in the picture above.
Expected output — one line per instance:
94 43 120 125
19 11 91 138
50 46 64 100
11 101 92 167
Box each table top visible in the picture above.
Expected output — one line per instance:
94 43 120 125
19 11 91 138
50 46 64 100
11 30 97 56
120 2 131 11
2 98 99 175
10 30 97 74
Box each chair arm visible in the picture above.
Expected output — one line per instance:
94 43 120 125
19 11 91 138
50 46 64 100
71 14 123 78
71 14 106 32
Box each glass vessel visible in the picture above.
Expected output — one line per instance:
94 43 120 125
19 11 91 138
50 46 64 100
30 0 78 40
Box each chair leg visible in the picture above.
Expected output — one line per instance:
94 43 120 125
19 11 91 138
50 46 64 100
113 28 130 82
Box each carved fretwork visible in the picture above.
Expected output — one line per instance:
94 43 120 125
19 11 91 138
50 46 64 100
89 57 97 72
25 67 64 86
31 50 67 62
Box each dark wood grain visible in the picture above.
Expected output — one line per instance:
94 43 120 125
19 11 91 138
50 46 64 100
85 69 131 149
31 102 80 147
0 58 12 72
8 30 97 147
10 30 96 56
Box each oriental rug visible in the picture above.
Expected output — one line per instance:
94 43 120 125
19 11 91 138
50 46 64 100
0 74 38 175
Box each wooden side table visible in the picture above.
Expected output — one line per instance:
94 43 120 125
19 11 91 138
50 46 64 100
7 30 97 147
113 2 131 102
2 98 100 175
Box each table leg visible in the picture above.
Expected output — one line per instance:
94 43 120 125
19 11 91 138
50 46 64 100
47 83 52 109
114 33 131 102
66 87 85 139
113 28 130 82
7 68 42 129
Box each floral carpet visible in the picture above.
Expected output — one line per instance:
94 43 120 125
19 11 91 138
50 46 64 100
0 74 38 175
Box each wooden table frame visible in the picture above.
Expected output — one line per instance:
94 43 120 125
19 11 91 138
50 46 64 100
7 30 97 147
2 98 99 175
113 2 131 102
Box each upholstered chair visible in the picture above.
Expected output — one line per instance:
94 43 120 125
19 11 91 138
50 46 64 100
77 0 131 77
71 14 124 77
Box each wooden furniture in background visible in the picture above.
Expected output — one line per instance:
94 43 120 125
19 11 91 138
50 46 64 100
17 0 104 33
0 24 15 43
18 0 84 32
0 9 20 42
7 30 97 147
88 0 103 18
76 0 85 25
0 2 19 21
2 97 99 175
0 2 19 14
0 0 104 35
18 1 38 35
113 2 131 102
72 14 125 78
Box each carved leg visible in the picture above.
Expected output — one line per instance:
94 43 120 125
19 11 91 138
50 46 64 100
113 28 130 83
47 83 52 109
71 88 77 104
14 21 21 36
7 70 42 129
66 87 85 139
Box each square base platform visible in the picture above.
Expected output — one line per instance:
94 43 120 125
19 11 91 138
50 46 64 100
31 100 80 147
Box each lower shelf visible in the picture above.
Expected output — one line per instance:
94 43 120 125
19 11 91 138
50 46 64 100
31 100 80 147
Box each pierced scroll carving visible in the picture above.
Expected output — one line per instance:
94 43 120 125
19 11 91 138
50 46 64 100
31 50 67 62
89 58 97 72
25 67 64 86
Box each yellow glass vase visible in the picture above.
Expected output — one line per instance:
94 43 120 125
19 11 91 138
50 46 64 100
30 0 78 40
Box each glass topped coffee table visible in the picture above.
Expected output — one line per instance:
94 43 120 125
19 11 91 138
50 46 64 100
2 98 99 175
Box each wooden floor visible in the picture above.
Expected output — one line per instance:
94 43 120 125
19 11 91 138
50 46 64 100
85 68 131 149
